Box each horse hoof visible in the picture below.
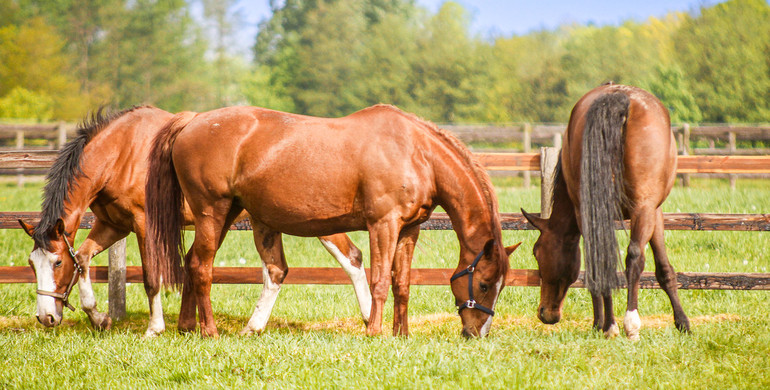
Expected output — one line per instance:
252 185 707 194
604 324 620 339
239 327 261 336
90 315 112 331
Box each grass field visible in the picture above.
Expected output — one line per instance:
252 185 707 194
1 177 768 389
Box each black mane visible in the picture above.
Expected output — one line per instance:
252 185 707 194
32 106 144 249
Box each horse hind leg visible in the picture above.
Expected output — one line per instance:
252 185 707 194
319 234 372 325
650 208 690 333
623 207 657 341
135 232 166 338
240 221 289 336
185 200 241 338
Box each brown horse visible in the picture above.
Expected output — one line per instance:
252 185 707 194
18 106 371 337
522 84 690 340
145 104 519 338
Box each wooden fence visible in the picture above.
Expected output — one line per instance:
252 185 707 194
1 147 768 320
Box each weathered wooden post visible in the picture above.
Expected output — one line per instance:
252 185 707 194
15 130 24 187
57 122 68 149
728 131 737 190
681 124 691 187
108 238 127 321
523 123 532 188
540 147 559 218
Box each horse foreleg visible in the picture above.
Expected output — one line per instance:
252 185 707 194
391 225 419 337
241 223 288 336
319 234 372 325
366 218 400 336
75 221 129 330
650 208 690 333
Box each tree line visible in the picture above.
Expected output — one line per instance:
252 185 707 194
1 0 768 124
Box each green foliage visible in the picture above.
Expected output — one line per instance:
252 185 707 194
2 0 770 122
0 87 54 121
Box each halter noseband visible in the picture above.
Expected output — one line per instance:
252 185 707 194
36 235 81 312
450 248 495 316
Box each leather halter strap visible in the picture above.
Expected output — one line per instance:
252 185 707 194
36 235 81 312
450 248 495 316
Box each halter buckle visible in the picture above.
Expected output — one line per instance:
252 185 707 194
466 300 476 309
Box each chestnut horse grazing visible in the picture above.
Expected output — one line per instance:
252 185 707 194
145 104 518 338
522 84 690 340
19 106 371 337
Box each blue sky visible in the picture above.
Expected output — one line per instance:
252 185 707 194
229 0 718 55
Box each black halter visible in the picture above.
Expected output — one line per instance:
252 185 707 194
450 249 495 316
36 235 81 312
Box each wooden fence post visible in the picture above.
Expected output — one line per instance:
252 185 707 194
728 131 737 190
681 124 691 187
523 123 532 188
540 147 559 218
15 130 24 187
108 238 127 321
57 122 68 149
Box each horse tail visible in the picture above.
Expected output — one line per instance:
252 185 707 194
579 92 630 297
145 111 197 290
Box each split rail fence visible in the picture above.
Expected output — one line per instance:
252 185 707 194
1 148 768 320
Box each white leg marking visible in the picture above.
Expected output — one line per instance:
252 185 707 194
78 273 97 312
31 248 62 325
624 309 642 341
321 239 372 323
144 292 166 338
604 323 620 339
240 264 281 336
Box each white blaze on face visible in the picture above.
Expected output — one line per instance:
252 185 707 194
478 275 504 336
30 248 62 323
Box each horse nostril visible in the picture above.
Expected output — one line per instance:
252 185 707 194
36 315 43 325
539 306 545 318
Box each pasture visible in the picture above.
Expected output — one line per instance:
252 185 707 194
1 177 768 389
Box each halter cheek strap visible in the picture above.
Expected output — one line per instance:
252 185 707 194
450 249 495 316
36 236 81 312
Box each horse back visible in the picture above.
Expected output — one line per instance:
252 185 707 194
561 84 676 207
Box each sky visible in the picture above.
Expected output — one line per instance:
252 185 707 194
229 0 717 56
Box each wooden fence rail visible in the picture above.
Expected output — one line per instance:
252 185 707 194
3 150 770 174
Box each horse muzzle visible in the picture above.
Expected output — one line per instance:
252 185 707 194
36 313 62 327
538 305 561 324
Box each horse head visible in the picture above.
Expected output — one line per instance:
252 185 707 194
451 239 520 337
19 218 81 327
522 209 580 325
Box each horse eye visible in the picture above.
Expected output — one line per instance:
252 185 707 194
479 283 489 293
54 260 62 268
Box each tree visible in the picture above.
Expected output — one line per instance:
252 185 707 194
675 0 770 122
0 17 86 120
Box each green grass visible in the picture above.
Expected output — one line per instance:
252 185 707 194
1 177 768 389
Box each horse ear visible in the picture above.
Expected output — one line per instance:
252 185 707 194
482 239 495 257
505 242 522 256
53 218 66 236
18 219 35 237
521 208 547 231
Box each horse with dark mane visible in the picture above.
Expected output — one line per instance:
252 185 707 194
523 84 690 340
19 106 372 337
145 104 519 338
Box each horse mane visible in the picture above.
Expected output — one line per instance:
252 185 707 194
368 104 504 248
32 105 152 249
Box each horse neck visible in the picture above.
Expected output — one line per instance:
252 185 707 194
433 151 499 253
547 165 580 237
58 140 108 236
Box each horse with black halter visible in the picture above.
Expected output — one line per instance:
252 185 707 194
145 104 519 338
523 84 690 340
19 106 371 337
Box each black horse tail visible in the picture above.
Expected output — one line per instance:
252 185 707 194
579 92 630 297
145 111 197 290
